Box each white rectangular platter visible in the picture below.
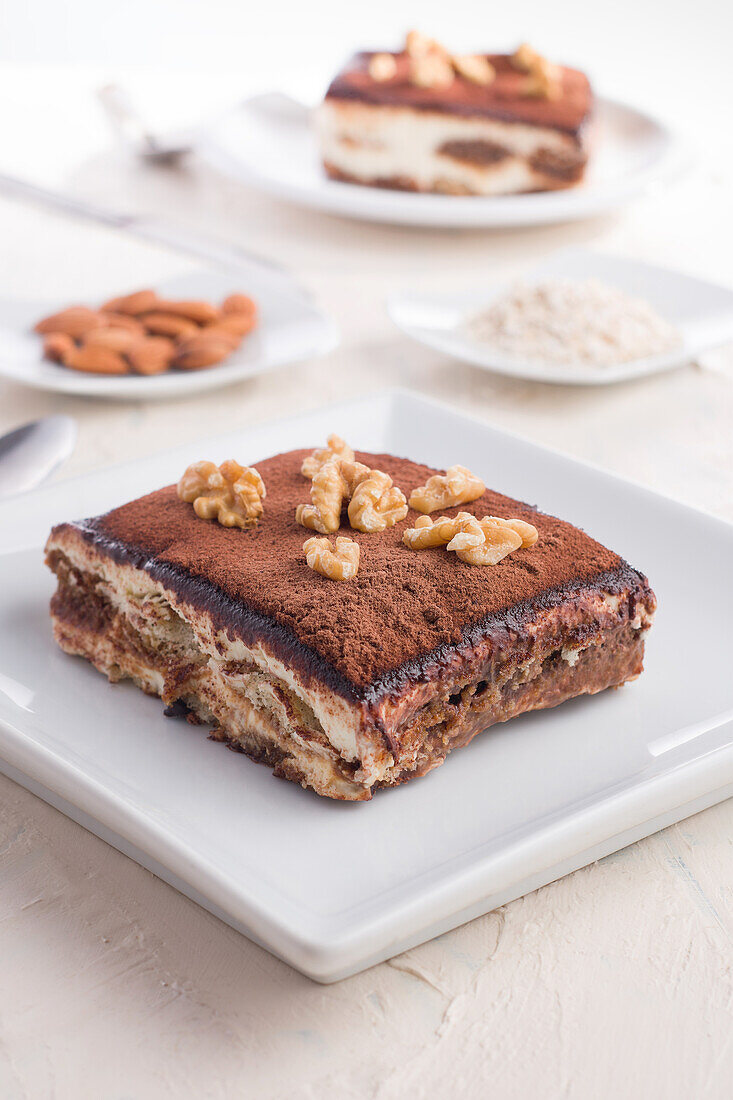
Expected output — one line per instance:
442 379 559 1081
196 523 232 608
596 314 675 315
1 390 732 982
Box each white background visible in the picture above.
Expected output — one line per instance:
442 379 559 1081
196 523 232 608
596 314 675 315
1 2 733 1098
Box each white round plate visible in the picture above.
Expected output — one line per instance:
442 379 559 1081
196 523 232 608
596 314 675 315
0 266 338 401
387 248 733 385
199 92 686 229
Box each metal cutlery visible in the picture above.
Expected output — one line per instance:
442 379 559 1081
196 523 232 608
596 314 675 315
0 416 77 497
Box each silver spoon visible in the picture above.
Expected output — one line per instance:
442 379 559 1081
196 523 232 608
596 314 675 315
0 416 77 497
97 84 193 165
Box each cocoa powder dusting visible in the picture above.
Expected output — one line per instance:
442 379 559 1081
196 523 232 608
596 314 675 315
327 53 592 137
75 449 642 693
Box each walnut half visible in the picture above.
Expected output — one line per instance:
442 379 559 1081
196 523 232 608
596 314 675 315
408 465 485 514
296 458 356 534
368 53 398 82
452 54 495 86
348 469 408 533
301 434 355 480
296 456 407 534
403 512 538 565
402 511 476 549
511 43 562 100
177 459 265 529
304 536 360 580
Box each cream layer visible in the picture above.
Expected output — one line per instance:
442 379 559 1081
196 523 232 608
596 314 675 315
317 100 586 195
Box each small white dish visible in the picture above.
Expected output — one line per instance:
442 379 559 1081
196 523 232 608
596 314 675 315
3 390 733 982
0 265 338 400
199 93 685 230
388 249 733 385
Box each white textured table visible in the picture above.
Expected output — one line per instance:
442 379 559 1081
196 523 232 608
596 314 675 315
1 63 733 1098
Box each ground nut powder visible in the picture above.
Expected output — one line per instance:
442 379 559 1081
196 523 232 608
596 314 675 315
467 278 682 366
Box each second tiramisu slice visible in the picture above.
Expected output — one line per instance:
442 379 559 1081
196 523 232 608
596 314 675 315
318 33 593 195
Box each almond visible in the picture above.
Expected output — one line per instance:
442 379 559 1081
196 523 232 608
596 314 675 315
42 332 76 362
152 299 219 325
202 321 244 349
62 344 129 375
210 311 256 338
34 306 105 339
126 336 175 375
141 312 199 340
101 289 159 315
172 333 233 371
221 293 257 320
83 327 141 353
99 312 146 335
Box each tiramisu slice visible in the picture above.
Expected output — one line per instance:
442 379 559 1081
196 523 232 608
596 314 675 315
318 35 592 195
45 445 654 801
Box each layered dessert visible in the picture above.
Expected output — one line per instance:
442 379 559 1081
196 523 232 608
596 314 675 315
317 34 593 195
45 440 655 801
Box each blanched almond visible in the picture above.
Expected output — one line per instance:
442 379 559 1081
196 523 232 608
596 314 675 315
83 327 141 353
34 306 105 339
126 336 175 375
151 299 219 325
172 333 233 371
141 312 199 340
62 345 129 375
101 289 159 315
42 332 75 362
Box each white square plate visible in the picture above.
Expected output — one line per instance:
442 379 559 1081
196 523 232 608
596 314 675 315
0 265 338 400
388 249 733 384
199 94 685 229
2 390 733 982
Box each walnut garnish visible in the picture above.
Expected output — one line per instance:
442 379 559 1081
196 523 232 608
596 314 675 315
524 57 562 100
403 512 538 565
511 42 542 72
296 458 407 534
511 43 562 99
304 536 360 581
444 513 486 552
369 53 398 82
296 459 354 534
452 54 495 86
403 32 496 89
178 460 265 529
503 518 539 547
408 465 485 514
348 469 409 533
301 434 355 479
402 511 484 550
402 512 470 549
410 51 455 89
452 517 523 565
405 30 445 59
404 30 454 89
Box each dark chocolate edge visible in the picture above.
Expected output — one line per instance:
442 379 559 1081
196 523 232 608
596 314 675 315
51 517 654 709
325 52 592 140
